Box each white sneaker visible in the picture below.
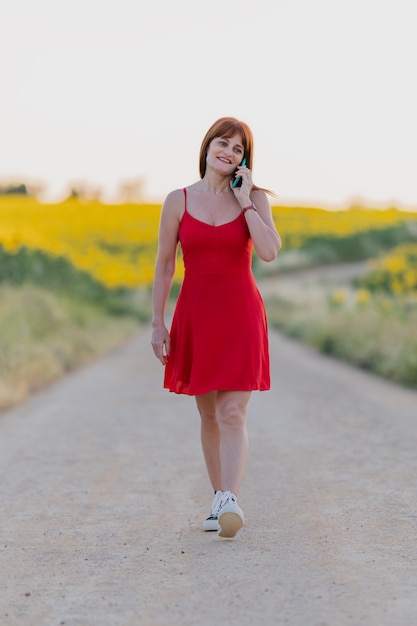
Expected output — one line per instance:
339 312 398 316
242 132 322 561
217 491 244 538
202 490 223 531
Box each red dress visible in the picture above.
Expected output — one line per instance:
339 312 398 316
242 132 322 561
164 188 270 395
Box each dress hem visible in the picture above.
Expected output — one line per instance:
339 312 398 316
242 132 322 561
164 384 271 396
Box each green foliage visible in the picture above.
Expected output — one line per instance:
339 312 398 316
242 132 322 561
0 244 142 318
298 223 417 265
0 183 29 195
355 243 417 295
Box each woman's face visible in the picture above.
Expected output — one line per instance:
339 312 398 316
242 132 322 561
206 133 245 176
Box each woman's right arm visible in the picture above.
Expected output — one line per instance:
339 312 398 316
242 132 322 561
151 190 182 365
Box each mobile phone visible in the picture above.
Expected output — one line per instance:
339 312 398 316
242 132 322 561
231 157 247 188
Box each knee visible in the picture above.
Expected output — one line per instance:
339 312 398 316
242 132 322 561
198 407 218 429
217 399 246 430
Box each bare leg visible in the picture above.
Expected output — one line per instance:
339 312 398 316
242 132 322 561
216 390 251 495
195 391 222 491
196 390 251 495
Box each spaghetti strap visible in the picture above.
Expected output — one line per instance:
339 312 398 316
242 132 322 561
183 187 187 211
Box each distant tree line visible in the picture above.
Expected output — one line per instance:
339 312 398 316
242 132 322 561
0 176 146 202
0 183 31 195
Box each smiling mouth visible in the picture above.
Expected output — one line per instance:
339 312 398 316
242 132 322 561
217 157 232 164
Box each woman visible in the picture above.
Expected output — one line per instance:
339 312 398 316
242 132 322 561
151 117 281 538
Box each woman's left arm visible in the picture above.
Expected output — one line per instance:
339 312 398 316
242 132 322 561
240 189 282 261
232 165 281 261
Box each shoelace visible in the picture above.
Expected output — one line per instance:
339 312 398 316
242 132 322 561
211 490 223 516
217 491 236 513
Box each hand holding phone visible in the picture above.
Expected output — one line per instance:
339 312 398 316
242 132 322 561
231 157 247 188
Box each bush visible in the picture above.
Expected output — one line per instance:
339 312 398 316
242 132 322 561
0 244 140 318
299 223 417 265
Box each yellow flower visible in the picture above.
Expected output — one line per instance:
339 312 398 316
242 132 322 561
330 289 347 306
356 289 371 305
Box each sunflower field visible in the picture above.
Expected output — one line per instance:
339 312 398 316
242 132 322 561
1 196 417 292
0 196 165 289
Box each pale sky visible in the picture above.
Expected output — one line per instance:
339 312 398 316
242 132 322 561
1 0 416 207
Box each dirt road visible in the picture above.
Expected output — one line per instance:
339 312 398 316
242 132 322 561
1 323 417 626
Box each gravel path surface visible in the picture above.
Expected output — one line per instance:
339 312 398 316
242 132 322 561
1 325 417 626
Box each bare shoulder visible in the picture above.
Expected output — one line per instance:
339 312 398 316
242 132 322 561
161 188 185 222
251 189 271 213
163 188 185 210
251 188 268 202
251 189 276 229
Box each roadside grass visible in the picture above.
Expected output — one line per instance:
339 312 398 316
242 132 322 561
0 284 147 412
265 291 417 389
